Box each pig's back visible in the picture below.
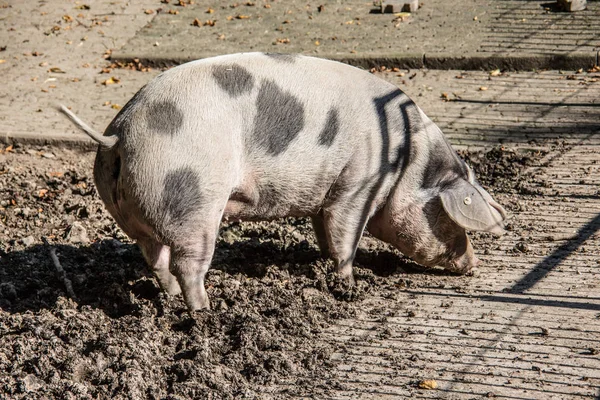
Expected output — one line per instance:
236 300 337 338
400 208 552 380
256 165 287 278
111 53 415 220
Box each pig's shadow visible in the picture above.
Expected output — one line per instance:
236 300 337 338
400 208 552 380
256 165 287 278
0 232 434 316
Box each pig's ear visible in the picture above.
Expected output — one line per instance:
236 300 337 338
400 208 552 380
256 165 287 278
439 179 507 235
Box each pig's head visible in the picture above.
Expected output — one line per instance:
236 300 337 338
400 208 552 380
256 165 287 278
367 156 506 274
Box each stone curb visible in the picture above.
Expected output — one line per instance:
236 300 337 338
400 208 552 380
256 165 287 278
0 132 97 151
111 51 599 71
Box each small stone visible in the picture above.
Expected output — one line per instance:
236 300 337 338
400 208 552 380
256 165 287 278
67 221 89 244
42 152 56 159
291 230 306 242
21 235 35 246
514 241 529 253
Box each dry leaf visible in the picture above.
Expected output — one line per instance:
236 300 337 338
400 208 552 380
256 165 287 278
264 4 271 8
36 189 48 198
489 69 501 76
0 60 5 64
76 4 90 10
479 86 488 91
314 40 320 45
144 9 154 14
192 18 202 26
204 20 216 26
111 104 122 110
62 15 73 22
441 92 450 101
236 14 250 19
275 38 290 44
418 379 438 390
48 67 66 73
206 8 214 13
168 9 179 14
102 76 120 85
226 15 234 20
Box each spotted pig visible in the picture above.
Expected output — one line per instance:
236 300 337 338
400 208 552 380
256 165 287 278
60 52 507 311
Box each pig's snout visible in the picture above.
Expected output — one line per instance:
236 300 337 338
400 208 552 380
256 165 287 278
445 237 479 274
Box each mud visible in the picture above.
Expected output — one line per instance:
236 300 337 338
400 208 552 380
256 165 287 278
0 143 537 399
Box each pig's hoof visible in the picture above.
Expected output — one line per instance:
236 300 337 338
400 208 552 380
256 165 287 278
159 277 182 296
184 293 210 311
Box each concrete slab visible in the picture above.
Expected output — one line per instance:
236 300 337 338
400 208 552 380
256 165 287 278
112 0 600 70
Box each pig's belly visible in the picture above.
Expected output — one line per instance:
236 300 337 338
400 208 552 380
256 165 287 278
222 177 332 221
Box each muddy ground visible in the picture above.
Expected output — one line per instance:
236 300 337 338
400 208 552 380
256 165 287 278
0 142 543 399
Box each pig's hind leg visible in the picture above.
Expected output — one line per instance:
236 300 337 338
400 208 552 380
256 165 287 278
311 211 330 258
168 225 219 311
138 238 181 296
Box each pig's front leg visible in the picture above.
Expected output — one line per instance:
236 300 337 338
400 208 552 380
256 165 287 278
138 238 181 296
321 196 371 285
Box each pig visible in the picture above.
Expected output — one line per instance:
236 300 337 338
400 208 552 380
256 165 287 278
59 52 507 311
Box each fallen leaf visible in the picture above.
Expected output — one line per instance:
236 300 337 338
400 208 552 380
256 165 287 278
489 69 501 76
48 67 66 73
441 92 450 100
102 76 120 85
418 380 438 390
5 145 13 152
111 104 122 110
144 9 154 14
75 4 90 10
36 189 48 198
479 86 488 91
206 8 214 13
63 15 73 22
275 38 290 44
226 15 234 20
236 14 250 19
0 59 5 64
167 9 179 14
192 18 202 26
314 40 320 45
264 4 271 8
204 19 216 26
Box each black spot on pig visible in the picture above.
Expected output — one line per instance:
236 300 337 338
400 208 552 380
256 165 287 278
264 53 298 63
212 64 254 97
145 101 184 137
318 108 339 147
252 80 305 155
163 168 203 227
422 139 467 189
